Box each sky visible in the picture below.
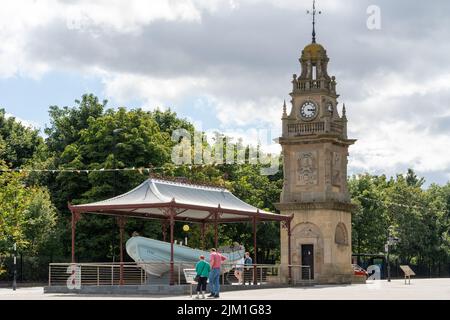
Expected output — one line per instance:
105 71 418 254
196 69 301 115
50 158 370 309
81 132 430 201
0 0 449 185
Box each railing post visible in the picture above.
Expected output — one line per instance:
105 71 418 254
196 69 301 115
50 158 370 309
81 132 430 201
118 216 126 286
309 266 311 284
97 266 99 286
169 208 175 286
111 265 114 285
252 216 257 285
278 265 281 285
48 264 51 287
260 266 263 285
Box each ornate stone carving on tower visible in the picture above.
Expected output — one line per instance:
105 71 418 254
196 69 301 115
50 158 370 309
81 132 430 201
276 0 356 284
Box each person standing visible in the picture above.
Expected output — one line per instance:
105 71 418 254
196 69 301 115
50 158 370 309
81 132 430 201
194 255 210 299
234 256 245 285
208 248 227 298
244 252 253 285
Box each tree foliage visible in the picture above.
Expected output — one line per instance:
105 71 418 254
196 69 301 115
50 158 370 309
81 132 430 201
0 109 45 168
1 94 450 278
0 168 57 276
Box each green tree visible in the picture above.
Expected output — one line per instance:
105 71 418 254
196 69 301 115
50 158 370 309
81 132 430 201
349 174 390 255
0 109 45 168
0 169 57 276
45 97 187 261
45 94 106 154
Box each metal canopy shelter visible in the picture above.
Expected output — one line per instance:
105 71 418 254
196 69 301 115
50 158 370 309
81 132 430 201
69 178 293 285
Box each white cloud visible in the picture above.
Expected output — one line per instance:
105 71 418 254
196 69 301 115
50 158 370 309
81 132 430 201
212 97 282 128
101 72 208 108
5 113 40 130
0 0 236 78
64 0 205 33
350 120 450 172
1 0 450 183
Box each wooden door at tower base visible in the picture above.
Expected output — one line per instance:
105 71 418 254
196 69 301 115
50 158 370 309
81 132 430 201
301 244 314 280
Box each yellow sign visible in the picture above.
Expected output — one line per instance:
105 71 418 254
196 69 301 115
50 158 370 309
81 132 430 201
183 225 190 232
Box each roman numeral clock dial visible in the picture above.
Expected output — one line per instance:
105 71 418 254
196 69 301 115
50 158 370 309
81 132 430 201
300 101 317 120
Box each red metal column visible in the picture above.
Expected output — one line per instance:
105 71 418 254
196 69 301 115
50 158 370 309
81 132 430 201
169 209 175 286
253 216 257 285
71 211 76 264
118 217 125 286
287 219 292 284
214 212 218 249
71 211 81 264
162 221 167 242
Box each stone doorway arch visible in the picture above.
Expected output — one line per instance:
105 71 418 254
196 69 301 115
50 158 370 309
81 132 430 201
291 222 324 281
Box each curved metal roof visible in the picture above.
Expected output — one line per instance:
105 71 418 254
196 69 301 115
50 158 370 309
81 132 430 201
69 178 291 223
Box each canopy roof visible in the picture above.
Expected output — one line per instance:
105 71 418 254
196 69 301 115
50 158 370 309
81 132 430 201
69 178 292 223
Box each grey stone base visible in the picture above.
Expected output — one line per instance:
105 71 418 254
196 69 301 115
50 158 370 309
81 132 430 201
44 283 298 296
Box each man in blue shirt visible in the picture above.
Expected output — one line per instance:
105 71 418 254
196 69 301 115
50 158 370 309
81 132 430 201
243 252 253 285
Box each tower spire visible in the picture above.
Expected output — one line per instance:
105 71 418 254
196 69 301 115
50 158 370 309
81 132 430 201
307 0 322 43
282 100 287 117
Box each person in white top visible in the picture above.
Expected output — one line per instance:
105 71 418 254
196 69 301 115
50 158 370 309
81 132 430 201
234 257 245 284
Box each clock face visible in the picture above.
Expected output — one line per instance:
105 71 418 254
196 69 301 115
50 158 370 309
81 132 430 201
300 101 317 120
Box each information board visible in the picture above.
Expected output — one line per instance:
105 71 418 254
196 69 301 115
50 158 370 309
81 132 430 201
183 269 198 284
400 265 415 276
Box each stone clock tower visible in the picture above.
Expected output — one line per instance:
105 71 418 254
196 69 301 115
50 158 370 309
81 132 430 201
276 7 356 284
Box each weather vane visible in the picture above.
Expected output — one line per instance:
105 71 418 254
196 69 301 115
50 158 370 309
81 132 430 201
307 0 322 43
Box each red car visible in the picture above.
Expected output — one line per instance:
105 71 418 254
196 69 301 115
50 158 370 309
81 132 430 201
352 264 369 278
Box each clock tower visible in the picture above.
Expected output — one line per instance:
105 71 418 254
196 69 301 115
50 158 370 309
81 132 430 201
276 2 356 284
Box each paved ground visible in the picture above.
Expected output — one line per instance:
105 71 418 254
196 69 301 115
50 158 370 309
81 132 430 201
1 279 449 300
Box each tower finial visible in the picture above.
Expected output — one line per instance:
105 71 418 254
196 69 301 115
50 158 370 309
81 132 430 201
307 0 322 44
282 100 287 117
342 103 347 118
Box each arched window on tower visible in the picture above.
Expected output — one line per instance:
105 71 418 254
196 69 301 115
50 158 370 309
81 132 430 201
335 222 348 246
312 65 317 80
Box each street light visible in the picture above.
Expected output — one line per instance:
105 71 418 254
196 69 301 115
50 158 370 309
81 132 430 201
385 240 391 282
12 243 17 291
385 226 399 282
182 225 190 246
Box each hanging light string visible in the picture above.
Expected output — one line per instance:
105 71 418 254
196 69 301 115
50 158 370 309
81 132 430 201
1 167 160 174
0 165 193 174
0 162 270 174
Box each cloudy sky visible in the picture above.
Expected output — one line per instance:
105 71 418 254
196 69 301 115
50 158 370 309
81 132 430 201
1 0 449 185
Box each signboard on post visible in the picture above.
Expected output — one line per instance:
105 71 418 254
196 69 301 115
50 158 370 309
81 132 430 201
183 269 198 285
183 268 198 297
400 265 415 285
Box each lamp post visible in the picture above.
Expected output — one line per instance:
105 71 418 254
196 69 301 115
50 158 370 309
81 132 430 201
386 226 399 282
182 225 189 246
12 243 17 291
386 240 391 282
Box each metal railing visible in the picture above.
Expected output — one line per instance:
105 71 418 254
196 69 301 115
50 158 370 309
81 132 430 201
220 264 283 286
48 262 312 287
289 264 313 285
